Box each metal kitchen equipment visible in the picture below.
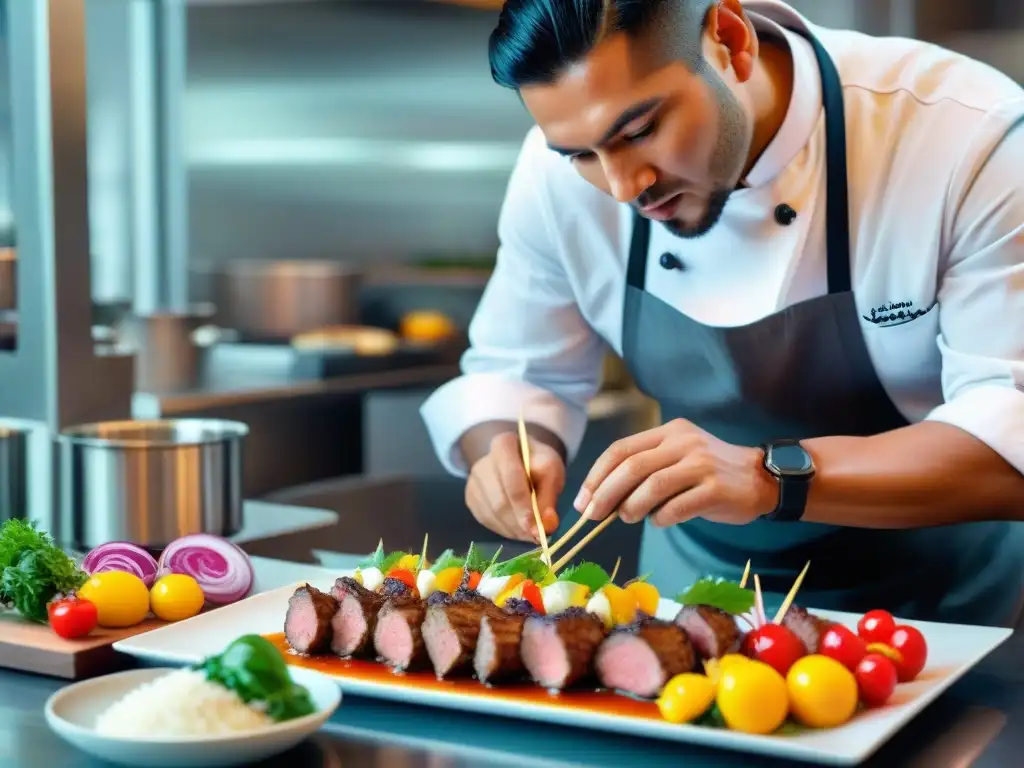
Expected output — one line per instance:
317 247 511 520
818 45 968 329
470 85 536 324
212 260 362 341
0 423 28 522
115 304 218 393
58 419 248 550
0 249 15 311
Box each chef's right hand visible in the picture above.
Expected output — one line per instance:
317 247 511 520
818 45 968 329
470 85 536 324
465 432 563 543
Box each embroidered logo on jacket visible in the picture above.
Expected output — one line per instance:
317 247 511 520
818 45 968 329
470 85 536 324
862 300 935 328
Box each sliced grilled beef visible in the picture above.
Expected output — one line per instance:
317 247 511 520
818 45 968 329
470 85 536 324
521 607 607 690
422 597 502 678
474 611 528 684
595 617 697 698
373 597 428 671
284 584 337 654
673 604 740 660
329 578 385 658
782 605 833 654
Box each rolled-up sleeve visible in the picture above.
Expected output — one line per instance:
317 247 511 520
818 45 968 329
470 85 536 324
925 110 1024 475
420 129 606 477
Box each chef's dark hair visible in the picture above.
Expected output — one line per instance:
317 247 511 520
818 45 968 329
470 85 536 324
488 0 717 89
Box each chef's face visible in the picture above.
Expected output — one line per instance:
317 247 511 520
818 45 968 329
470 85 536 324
521 29 753 238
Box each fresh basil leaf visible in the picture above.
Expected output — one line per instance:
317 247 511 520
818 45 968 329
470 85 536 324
557 562 611 593
358 540 387 570
463 542 490 575
380 551 411 572
429 549 464 574
487 552 550 582
675 577 755 615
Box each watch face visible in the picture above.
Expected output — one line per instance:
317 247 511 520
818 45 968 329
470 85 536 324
769 443 814 476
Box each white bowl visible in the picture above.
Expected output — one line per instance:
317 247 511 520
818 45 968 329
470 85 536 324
45 666 342 767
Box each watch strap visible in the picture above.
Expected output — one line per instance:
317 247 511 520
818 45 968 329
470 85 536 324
766 473 810 522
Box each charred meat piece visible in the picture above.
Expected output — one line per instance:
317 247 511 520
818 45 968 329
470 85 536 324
329 578 385 658
426 590 453 607
284 584 338 654
475 611 528 684
595 618 697 698
782 605 833 654
674 604 741 660
373 598 428 671
503 597 539 616
381 577 415 599
422 598 502 678
521 607 608 690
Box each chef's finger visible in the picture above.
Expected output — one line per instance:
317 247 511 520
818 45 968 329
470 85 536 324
575 429 665 513
649 485 713 528
531 447 565 535
585 445 680 523
617 461 702 523
469 457 522 540
491 432 539 540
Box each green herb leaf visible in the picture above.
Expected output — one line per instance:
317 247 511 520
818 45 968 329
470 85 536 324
380 551 411 573
675 577 755 615
429 549 464 574
358 541 386 570
486 552 550 583
195 635 315 722
463 543 491 575
0 519 87 623
557 562 611 593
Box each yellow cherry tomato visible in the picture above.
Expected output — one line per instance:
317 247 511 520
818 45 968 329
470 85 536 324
657 673 716 724
786 655 859 729
395 554 421 571
432 567 463 595
717 659 789 735
625 581 660 616
703 653 750 686
78 571 150 628
602 584 639 625
149 574 205 622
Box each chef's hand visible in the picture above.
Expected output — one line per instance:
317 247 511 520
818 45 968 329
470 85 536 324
465 432 563 543
575 419 778 527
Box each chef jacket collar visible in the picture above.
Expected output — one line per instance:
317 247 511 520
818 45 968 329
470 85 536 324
741 9 823 189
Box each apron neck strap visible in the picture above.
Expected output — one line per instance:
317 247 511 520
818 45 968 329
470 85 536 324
626 30 851 295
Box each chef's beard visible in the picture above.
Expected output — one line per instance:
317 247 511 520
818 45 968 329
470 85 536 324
663 71 752 240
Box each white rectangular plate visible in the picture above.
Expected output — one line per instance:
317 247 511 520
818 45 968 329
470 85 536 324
115 571 1012 765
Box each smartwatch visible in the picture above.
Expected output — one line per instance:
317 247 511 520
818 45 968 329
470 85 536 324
761 439 815 522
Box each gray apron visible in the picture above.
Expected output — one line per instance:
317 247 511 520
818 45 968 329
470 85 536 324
624 31 1024 627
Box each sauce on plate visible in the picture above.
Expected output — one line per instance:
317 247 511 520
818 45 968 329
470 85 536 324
264 632 661 721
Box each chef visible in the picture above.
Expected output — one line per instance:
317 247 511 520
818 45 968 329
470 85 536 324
421 0 1024 627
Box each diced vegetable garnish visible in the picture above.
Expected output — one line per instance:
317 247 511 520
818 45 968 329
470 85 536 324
556 561 611 593
429 549 463 574
395 554 421 572
485 551 550 582
477 573 511 600
601 584 638 625
358 566 384 592
47 594 98 639
466 571 482 592
624 581 659 615
386 568 417 591
520 580 545 614
82 542 159 588
585 589 613 629
156 534 254 605
493 574 527 607
540 581 589 614
432 566 462 595
416 568 437 597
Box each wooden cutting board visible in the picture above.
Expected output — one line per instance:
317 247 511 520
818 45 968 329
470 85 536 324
0 613 170 680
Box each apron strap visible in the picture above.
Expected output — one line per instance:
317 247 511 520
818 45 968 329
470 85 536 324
625 31 852 296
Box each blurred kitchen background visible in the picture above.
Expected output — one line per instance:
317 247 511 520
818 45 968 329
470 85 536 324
0 0 1020 576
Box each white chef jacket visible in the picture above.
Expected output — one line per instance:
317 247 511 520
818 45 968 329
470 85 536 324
421 0 1024 481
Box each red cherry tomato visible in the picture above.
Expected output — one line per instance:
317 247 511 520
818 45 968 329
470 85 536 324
820 624 867 671
857 609 896 643
47 595 98 639
889 625 928 682
855 653 898 707
520 580 546 615
741 623 806 676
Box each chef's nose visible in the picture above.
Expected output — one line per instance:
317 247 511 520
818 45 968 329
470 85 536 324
604 158 656 204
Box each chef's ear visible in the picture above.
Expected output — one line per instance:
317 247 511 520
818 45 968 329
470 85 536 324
704 0 758 82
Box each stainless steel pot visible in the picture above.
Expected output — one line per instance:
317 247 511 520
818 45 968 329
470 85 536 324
116 304 219 393
212 260 362 341
0 423 28 523
58 419 248 550
0 248 14 311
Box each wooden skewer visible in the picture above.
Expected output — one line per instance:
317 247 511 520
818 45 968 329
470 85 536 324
753 574 766 627
739 559 751 589
418 533 429 573
546 506 593 559
517 410 551 567
773 561 811 624
551 510 620 573
609 556 622 583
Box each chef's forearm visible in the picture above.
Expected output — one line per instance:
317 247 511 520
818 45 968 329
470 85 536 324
799 422 1024 528
458 420 568 470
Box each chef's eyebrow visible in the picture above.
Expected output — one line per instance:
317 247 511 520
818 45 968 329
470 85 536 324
547 97 662 156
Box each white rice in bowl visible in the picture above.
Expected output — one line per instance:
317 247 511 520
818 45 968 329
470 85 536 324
94 669 275 738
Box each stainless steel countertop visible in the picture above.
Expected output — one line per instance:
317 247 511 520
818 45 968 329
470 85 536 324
1 551 1021 767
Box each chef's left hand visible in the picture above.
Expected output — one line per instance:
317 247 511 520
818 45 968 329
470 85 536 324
575 419 779 527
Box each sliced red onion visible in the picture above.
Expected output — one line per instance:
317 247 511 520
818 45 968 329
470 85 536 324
82 542 160 587
157 534 254 605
